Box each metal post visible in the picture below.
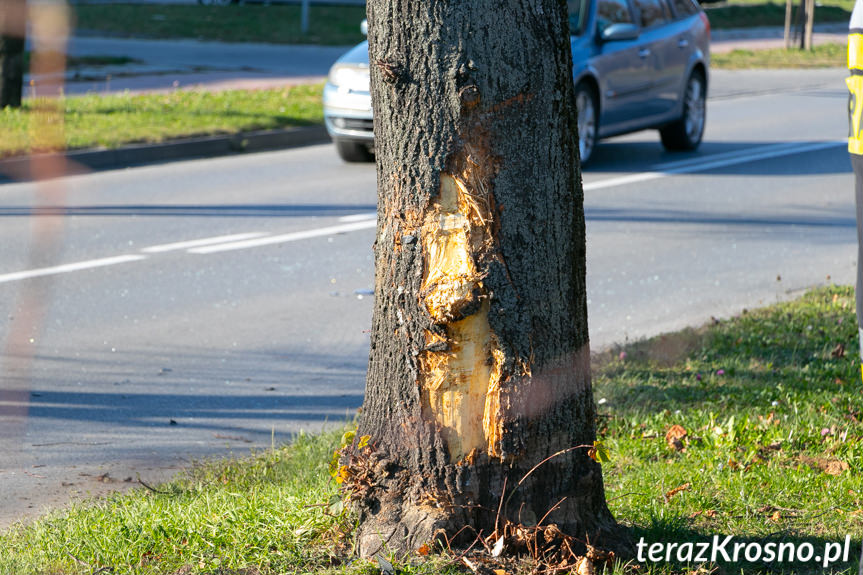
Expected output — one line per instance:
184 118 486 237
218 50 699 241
301 0 310 35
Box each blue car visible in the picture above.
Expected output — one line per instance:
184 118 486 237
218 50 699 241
323 0 709 164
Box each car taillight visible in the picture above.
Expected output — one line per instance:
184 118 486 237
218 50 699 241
700 11 710 40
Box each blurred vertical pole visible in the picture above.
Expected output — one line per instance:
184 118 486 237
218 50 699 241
0 0 70 455
848 0 863 382
0 0 31 443
803 0 814 50
301 0 310 35
0 0 27 108
784 0 793 49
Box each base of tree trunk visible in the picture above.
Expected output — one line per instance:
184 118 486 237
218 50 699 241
354 456 633 561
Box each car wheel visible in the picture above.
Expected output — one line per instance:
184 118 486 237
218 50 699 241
575 82 598 166
660 70 706 151
335 140 374 163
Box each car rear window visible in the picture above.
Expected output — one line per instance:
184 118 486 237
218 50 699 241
669 0 699 17
634 0 671 28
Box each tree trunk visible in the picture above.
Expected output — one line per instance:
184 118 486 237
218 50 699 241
354 0 626 559
0 34 25 109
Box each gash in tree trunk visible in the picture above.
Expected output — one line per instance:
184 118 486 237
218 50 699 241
355 0 626 558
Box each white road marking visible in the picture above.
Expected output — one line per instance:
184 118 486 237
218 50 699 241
0 255 148 284
141 232 268 254
188 220 378 254
339 213 377 222
584 140 844 192
0 140 846 282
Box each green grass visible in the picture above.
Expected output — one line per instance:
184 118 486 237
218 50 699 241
66 1 850 43
72 4 367 45
705 0 852 29
0 429 462 575
1 286 861 574
0 84 323 158
713 42 846 68
70 2 849 43
595 285 863 573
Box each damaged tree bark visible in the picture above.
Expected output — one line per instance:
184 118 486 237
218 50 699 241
356 0 627 558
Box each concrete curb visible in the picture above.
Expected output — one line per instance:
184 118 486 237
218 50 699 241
0 124 330 180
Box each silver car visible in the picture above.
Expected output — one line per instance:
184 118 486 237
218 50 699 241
323 0 709 164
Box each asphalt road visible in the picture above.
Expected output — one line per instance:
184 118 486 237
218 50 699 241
0 67 853 528
44 37 348 95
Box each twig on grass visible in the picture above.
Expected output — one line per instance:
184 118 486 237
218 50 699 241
137 476 174 496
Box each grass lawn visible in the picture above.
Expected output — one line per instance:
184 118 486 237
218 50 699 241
1 286 861 574
713 42 846 68
68 1 849 45
595 285 863 573
704 0 851 29
72 4 367 45
0 84 323 159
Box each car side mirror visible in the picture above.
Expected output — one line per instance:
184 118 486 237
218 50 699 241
361 20 368 36
600 23 639 42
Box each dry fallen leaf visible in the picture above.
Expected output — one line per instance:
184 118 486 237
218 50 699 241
491 536 505 558
824 460 850 476
769 510 782 522
416 544 430 556
831 343 846 358
376 555 395 575
665 424 688 451
799 455 850 476
576 557 595 575
665 482 691 501
690 509 717 518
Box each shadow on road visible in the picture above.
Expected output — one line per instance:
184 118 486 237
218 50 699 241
0 347 367 436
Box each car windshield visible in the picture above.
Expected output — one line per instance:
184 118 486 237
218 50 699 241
568 0 588 35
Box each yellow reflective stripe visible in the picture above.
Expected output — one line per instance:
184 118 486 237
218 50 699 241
850 33 863 70
849 75 863 154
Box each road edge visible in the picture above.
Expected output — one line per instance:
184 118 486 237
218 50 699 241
0 125 331 180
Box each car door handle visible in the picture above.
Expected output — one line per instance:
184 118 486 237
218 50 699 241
638 48 651 59
678 38 689 48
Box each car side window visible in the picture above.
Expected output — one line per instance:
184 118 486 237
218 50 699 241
596 0 634 35
669 0 698 18
634 0 671 28
568 0 588 35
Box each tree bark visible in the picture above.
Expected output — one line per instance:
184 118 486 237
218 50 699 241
0 0 27 109
0 34 25 109
356 0 626 558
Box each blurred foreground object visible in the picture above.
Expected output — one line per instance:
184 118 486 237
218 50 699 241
847 0 863 377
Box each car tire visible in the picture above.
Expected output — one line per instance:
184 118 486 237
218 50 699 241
660 69 706 151
575 81 599 166
335 140 374 163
